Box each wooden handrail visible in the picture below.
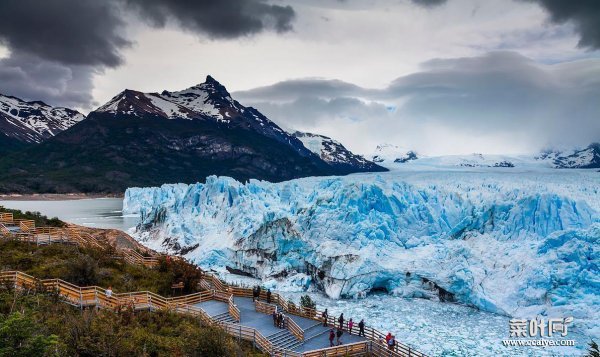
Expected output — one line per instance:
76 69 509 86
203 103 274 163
228 295 240 322
285 315 304 342
255 300 277 315
302 341 370 357
0 212 14 223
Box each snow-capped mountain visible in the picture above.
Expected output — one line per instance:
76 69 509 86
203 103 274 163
370 144 419 165
95 76 318 158
0 76 383 193
537 143 600 169
0 93 84 143
292 131 384 172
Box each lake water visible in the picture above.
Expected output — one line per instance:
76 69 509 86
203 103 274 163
0 198 139 232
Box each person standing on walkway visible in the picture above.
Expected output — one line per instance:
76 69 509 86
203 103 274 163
322 308 329 326
256 286 262 301
358 319 365 337
388 335 396 351
336 328 343 345
348 318 354 334
272 308 278 327
329 329 335 347
338 313 344 330
266 289 271 304
385 332 392 345
252 286 257 301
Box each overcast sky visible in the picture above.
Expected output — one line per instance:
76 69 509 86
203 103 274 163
0 0 598 155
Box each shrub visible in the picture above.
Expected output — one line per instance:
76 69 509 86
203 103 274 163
300 295 316 310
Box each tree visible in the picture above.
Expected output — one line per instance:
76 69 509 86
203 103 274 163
0 312 58 357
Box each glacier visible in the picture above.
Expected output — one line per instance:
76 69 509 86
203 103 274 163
124 168 600 347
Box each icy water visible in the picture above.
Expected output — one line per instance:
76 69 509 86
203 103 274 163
0 198 138 231
280 292 589 357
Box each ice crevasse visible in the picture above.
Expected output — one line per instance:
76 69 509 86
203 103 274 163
124 173 600 337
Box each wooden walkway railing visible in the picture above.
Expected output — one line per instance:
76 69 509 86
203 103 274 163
0 270 288 356
0 211 160 269
286 315 304 342
200 275 427 357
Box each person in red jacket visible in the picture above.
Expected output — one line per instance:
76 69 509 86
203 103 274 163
328 329 335 347
385 332 392 344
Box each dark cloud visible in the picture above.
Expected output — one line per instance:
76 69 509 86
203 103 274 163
0 0 296 109
0 53 96 109
235 51 600 153
124 0 296 38
0 0 130 67
524 0 600 49
411 0 447 8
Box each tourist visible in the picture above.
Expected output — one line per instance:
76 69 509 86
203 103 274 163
328 329 335 347
106 286 113 299
385 332 392 344
358 319 365 337
266 289 272 303
322 308 329 326
336 328 343 345
388 335 396 350
277 312 284 328
272 309 278 327
348 318 354 334
257 286 262 301
338 313 344 330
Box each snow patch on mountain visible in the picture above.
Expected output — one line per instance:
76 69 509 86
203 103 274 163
292 131 380 170
370 144 419 165
0 93 84 143
537 143 600 169
125 169 600 338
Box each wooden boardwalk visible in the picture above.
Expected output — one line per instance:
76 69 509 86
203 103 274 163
0 210 426 357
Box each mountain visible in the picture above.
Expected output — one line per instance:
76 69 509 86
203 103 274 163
537 143 600 169
292 131 385 172
370 144 419 165
0 93 84 144
0 76 382 193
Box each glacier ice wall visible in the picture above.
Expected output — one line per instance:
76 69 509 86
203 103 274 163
124 171 600 336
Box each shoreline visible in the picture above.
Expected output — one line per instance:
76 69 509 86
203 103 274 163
0 193 123 201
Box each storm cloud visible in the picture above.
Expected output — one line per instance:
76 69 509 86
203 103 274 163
124 0 296 38
526 0 600 49
0 0 296 109
234 51 600 155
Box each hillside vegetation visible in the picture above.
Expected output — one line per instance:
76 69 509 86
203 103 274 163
0 239 264 356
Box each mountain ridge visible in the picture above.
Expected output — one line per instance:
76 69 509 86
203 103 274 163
0 93 84 144
0 76 385 193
